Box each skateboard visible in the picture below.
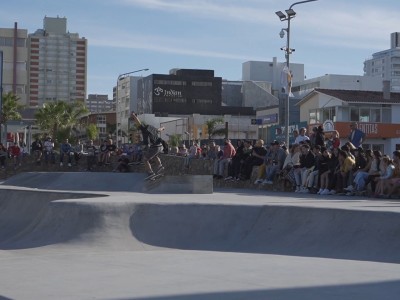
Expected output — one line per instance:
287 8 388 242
145 173 164 181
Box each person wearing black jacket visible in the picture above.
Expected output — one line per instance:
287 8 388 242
315 125 326 147
130 112 165 179
239 139 267 181
31 138 43 162
226 140 247 180
318 147 336 195
294 144 316 192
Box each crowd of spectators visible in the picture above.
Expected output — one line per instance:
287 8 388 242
193 124 399 199
3 123 400 199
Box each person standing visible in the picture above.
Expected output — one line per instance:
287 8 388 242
348 122 366 148
130 112 165 179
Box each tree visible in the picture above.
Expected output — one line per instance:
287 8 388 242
168 134 182 148
34 100 89 142
205 117 227 139
86 123 99 142
1 92 24 143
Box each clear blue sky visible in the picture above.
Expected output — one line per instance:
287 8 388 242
1 0 399 98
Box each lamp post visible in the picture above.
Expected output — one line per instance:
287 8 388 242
116 68 149 147
276 0 317 147
184 131 191 147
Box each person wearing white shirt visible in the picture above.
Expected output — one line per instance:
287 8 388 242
294 127 310 144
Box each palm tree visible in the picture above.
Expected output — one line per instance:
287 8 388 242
34 100 88 142
1 92 24 143
205 117 227 139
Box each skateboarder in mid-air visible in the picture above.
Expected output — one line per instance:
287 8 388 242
130 112 165 180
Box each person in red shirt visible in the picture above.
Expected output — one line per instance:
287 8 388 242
213 138 236 179
8 142 21 167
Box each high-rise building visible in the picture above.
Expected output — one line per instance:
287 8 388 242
86 94 113 113
28 16 87 107
364 32 400 92
0 23 28 105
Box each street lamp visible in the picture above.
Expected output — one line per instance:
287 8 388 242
276 0 317 147
116 68 149 147
184 131 191 147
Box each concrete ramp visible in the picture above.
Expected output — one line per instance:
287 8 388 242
1 172 146 192
130 203 400 263
1 188 400 263
1 172 213 194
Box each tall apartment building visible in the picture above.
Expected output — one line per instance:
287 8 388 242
28 16 87 107
114 76 144 134
0 23 28 105
86 94 113 113
364 32 400 92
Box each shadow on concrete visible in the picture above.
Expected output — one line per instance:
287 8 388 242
113 280 400 300
130 203 400 264
0 189 108 250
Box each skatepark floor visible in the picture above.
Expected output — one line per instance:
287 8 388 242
1 172 400 300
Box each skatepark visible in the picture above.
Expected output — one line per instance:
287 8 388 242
1 172 400 299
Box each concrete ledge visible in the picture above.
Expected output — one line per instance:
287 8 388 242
0 154 282 193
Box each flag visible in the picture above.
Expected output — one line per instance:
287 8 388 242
280 66 294 97
23 127 27 146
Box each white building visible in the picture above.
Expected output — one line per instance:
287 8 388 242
292 74 385 98
298 88 400 154
364 32 400 92
114 76 144 140
28 16 87 107
242 58 305 95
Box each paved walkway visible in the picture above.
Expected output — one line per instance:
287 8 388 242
0 172 399 299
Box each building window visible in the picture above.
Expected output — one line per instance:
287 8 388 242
17 38 26 47
309 107 335 124
154 80 186 86
359 108 370 122
97 115 106 124
309 110 317 124
153 98 187 104
191 81 212 87
350 108 360 122
0 37 13 46
193 99 213 104
346 106 390 123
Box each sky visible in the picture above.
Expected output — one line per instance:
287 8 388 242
1 0 399 99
